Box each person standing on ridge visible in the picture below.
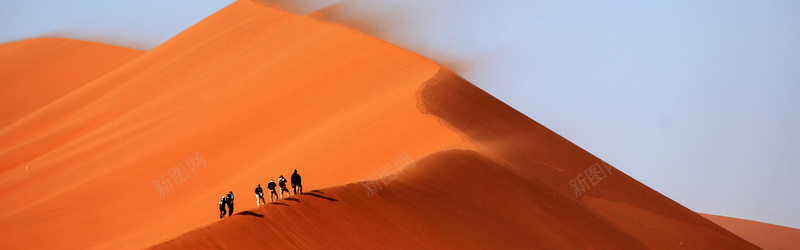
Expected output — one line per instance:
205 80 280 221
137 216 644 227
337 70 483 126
255 184 266 206
291 169 303 194
226 191 235 217
219 195 227 219
267 180 278 202
278 175 291 199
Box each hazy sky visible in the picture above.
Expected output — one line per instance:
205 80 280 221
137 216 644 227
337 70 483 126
2 0 799 228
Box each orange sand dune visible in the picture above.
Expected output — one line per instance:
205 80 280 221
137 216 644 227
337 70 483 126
154 150 648 249
1 1 462 248
702 213 800 250
0 38 143 129
0 0 758 249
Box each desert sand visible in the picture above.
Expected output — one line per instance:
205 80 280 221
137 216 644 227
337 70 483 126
0 0 773 249
0 38 144 129
702 213 800 250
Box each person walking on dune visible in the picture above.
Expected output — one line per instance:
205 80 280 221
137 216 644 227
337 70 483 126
226 191 235 216
267 180 278 202
291 169 303 194
255 184 266 206
278 175 291 199
219 195 227 219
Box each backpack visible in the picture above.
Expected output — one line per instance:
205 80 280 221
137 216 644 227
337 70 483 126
227 193 234 203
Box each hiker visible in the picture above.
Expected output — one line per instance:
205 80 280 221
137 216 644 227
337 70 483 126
219 196 227 219
291 169 303 194
255 184 266 206
267 180 278 202
278 175 291 199
226 191 234 216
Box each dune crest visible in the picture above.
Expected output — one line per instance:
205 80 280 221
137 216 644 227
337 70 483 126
152 149 646 249
0 0 763 249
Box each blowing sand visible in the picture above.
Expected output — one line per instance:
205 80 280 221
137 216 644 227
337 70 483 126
0 0 780 249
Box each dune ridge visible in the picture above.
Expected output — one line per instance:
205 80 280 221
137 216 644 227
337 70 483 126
152 62 757 248
152 149 647 249
0 0 766 249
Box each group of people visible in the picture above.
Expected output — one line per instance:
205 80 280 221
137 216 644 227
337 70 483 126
219 169 303 218
256 169 303 205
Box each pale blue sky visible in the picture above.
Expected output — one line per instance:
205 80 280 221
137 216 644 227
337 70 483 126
2 0 799 228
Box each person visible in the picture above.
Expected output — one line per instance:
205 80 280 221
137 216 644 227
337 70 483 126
267 180 278 202
291 169 303 194
219 196 227 219
255 184 266 206
226 191 234 217
278 175 291 199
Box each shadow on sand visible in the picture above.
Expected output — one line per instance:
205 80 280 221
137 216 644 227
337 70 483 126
235 211 265 218
270 202 290 206
301 192 339 202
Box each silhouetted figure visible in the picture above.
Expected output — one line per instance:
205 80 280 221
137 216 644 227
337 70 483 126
219 196 227 219
255 184 266 206
278 175 291 199
291 169 303 194
267 180 278 202
226 191 234 216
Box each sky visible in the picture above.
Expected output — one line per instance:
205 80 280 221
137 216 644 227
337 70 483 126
2 0 799 228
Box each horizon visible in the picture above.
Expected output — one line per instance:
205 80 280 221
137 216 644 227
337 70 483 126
1 0 799 229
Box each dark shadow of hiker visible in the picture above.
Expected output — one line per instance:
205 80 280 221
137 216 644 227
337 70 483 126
284 197 300 202
270 202 289 206
235 211 265 218
310 190 325 194
301 192 339 202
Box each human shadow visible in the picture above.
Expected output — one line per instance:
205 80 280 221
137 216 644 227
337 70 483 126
301 192 339 202
284 197 301 202
236 211 265 218
270 202 290 206
310 190 325 194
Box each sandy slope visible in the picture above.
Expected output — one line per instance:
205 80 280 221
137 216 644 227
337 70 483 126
152 63 755 249
0 38 144 129
152 150 647 249
702 213 800 250
0 1 464 249
0 0 761 249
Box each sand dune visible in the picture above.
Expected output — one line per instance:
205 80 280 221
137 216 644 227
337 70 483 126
0 38 143 130
153 150 648 249
1 1 463 248
702 213 800 250
0 0 767 249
